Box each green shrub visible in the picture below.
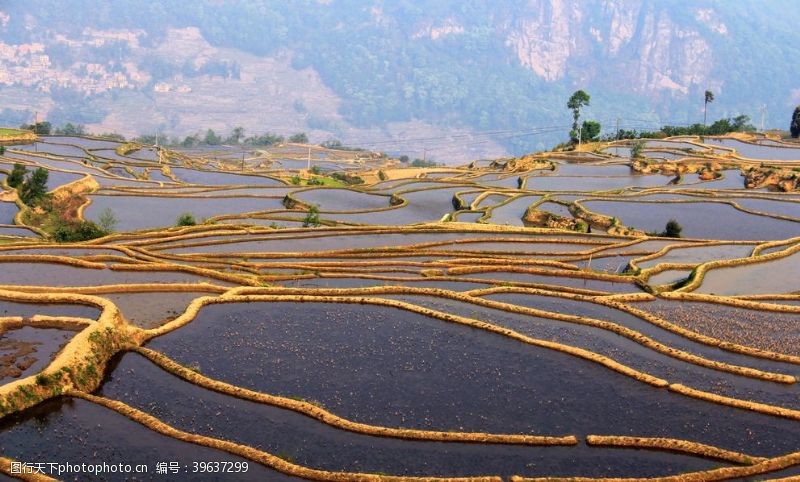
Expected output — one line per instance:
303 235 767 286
630 141 645 159
303 205 321 227
53 221 108 242
176 213 196 226
660 219 683 238
6 163 27 188
331 172 365 185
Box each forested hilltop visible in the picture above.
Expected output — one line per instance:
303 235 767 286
1 1 798 160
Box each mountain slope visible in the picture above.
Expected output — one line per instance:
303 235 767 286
0 0 798 161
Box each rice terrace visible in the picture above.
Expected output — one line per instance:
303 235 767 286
0 122 797 481
1 1 800 480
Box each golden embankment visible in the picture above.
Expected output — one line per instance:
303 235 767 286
585 435 766 465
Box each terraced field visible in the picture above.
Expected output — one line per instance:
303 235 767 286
0 134 797 480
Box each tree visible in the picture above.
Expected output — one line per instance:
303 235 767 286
630 141 645 159
7 163 27 188
56 123 85 136
661 219 683 238
580 121 601 142
181 134 200 148
227 127 245 144
20 167 49 206
36 122 52 135
567 90 591 143
731 115 755 132
303 205 321 227
133 134 157 145
176 213 196 226
21 121 51 135
791 106 800 138
245 132 284 146
203 129 221 145
411 158 437 168
399 155 409 163
99 132 126 141
703 90 714 126
320 139 343 149
97 208 118 232
0 146 5 155
289 132 308 144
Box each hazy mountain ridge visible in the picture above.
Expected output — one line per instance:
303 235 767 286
0 0 797 161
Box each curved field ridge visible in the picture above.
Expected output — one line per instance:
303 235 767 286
584 435 765 465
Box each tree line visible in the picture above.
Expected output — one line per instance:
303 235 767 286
563 89 766 145
160 128 309 148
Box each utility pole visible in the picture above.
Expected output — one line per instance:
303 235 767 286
307 146 311 171
760 104 767 133
422 147 427 164
33 111 38 153
616 118 621 140
241 151 245 172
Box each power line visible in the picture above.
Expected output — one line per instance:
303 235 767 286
314 117 701 156
346 125 574 149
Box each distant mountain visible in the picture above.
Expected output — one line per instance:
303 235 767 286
1 0 798 162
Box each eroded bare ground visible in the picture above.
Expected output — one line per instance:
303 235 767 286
0 134 797 480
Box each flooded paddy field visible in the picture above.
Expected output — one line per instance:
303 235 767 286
485 195 541 226
94 353 722 479
0 398 289 481
0 326 79 382
146 301 799 458
0 300 99 319
84 194 286 231
580 199 799 240
0 261 233 287
702 137 800 161
0 203 18 225
694 250 800 295
634 244 757 269
631 299 800 357
0 133 797 480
